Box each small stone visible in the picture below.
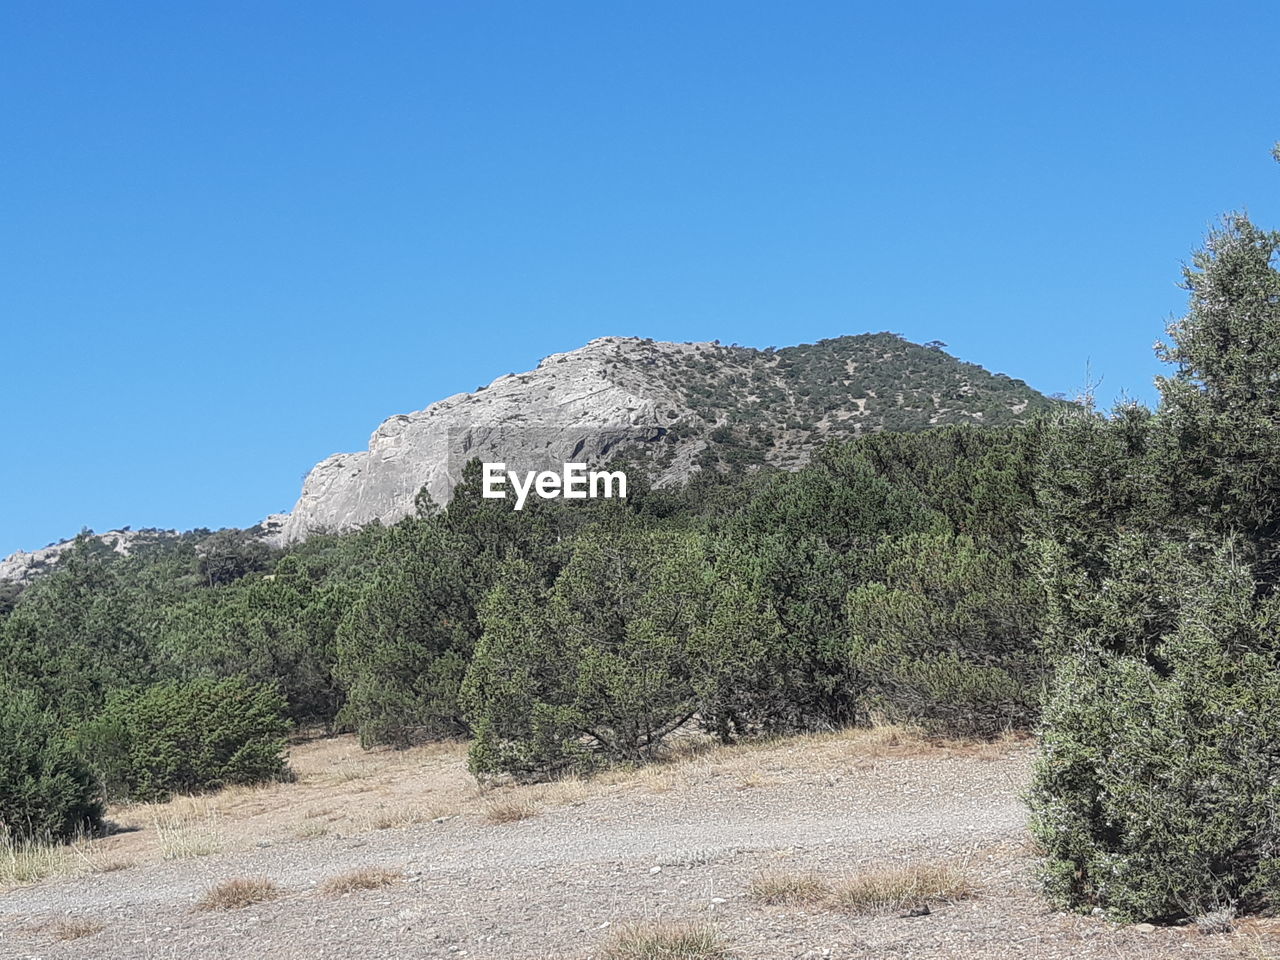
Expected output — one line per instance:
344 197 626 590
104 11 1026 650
649 866 662 875
1134 923 1156 933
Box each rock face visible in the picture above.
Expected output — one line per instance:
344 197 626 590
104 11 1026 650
272 333 1058 545
274 337 687 544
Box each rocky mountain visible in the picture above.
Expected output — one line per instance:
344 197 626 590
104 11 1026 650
0 332 1060 579
272 333 1058 545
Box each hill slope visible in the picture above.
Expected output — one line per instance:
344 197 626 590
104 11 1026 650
275 333 1057 544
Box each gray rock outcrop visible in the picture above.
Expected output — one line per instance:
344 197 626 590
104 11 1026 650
273 337 693 544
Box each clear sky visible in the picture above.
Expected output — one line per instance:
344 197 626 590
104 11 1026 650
3 1 1278 556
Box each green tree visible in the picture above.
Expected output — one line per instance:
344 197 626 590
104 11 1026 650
463 526 712 778
847 528 1042 736
0 686 103 842
1155 215 1280 585
0 543 157 722
1031 209 1280 921
720 447 930 728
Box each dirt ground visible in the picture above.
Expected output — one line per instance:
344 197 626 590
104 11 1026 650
2 729 1278 959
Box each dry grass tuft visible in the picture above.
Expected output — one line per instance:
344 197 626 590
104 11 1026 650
0 835 68 886
195 876 281 911
294 822 328 840
748 869 830 906
356 801 453 831
47 917 105 941
482 796 540 824
152 806 224 860
602 920 729 960
829 862 971 914
321 866 402 896
747 862 971 915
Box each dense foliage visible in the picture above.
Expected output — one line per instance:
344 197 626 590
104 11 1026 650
78 676 290 803
0 686 103 842
0 420 1043 812
1029 214 1280 923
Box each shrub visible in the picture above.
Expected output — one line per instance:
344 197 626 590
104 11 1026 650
462 527 712 779
0 687 102 842
1030 543 1280 922
1031 213 1280 922
79 676 289 803
846 529 1043 736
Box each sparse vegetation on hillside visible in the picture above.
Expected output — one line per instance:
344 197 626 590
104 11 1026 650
599 332 1057 478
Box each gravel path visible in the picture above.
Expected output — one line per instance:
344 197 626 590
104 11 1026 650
0 747 1270 959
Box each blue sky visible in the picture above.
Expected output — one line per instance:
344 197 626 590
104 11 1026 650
2 1 1278 555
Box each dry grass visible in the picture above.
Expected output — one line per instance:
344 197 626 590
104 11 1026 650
747 861 971 915
63 727 1022 879
320 865 402 895
602 921 729 960
748 869 829 906
356 800 456 831
195 876 281 911
46 917 105 941
0 835 69 886
0 831 131 888
589 723 1024 798
153 807 224 860
830 862 972 914
294 822 328 840
482 796 540 824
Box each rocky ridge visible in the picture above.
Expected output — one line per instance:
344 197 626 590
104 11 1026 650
0 528 181 585
272 333 1057 545
1 332 1059 575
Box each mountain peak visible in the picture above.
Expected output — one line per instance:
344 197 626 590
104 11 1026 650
270 333 1055 544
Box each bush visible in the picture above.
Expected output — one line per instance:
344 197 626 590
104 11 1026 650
846 529 1043 736
462 527 712 779
0 687 102 841
1030 544 1280 921
1031 213 1280 922
80 676 290 802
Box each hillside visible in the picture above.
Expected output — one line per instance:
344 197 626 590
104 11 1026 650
0 332 1055 578
275 332 1057 544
